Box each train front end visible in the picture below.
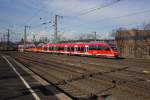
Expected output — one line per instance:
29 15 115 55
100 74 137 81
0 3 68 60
110 46 119 58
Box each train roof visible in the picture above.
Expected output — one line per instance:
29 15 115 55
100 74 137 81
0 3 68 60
44 42 109 47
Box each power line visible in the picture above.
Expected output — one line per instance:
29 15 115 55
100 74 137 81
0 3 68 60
23 9 43 25
61 0 121 19
79 0 121 16
10 0 121 37
59 0 122 31
98 9 150 21
31 21 52 29
22 1 51 25
62 8 150 31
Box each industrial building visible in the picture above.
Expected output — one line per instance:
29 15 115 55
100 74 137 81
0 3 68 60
115 29 150 59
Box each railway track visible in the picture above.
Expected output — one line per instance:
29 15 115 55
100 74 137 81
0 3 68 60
20 52 150 70
13 52 129 73
8 52 150 100
14 52 150 80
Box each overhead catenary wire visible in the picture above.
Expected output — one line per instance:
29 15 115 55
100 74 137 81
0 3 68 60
13 0 121 30
61 8 150 31
59 0 122 31
23 9 43 25
3 0 150 42
79 0 121 16
98 9 150 22
22 1 52 26
31 21 52 29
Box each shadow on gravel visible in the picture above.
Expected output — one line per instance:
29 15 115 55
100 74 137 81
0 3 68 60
23 52 126 61
0 74 31 81
98 94 112 100
104 57 125 60
2 94 28 100
79 55 126 60
2 85 61 100
20 85 59 96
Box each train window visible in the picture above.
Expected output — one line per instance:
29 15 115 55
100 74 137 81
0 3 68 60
60 47 63 50
74 47 78 51
78 47 80 51
62 47 64 50
44 46 47 50
103 47 110 51
58 47 60 50
64 47 67 51
55 47 57 50
37 46 42 49
67 47 70 51
59 47 61 50
89 46 99 50
51 47 54 50
89 46 110 50
31 46 35 48
81 47 84 51
111 46 117 51
100 46 110 51
59 47 64 50
71 47 74 51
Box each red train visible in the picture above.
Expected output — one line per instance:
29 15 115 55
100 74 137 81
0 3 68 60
18 42 119 58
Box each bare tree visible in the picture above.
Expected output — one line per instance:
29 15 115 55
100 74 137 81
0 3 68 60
110 30 117 38
143 23 150 30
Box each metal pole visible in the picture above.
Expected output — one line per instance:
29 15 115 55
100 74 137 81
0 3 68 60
3 34 6 50
54 15 58 43
33 34 35 44
24 26 27 51
94 32 96 41
7 29 10 50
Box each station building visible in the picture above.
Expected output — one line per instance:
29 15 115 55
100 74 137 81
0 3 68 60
115 29 150 59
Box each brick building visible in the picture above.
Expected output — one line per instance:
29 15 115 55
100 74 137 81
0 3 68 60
115 29 150 59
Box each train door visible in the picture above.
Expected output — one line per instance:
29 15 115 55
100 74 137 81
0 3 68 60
64 45 68 53
47 45 49 52
42 45 44 52
84 45 89 54
74 45 78 54
54 46 57 52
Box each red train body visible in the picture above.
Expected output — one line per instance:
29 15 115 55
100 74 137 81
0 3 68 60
18 43 119 58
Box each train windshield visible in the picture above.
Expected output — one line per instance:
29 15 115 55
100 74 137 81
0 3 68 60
111 46 118 51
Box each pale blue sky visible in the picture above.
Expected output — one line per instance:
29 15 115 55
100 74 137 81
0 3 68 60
0 0 150 41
